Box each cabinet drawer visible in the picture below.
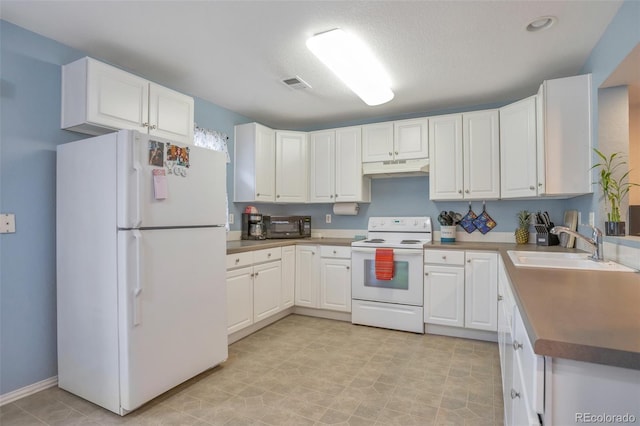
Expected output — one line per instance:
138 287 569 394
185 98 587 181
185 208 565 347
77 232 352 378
253 247 282 264
226 252 253 270
513 307 544 415
424 249 465 265
320 246 351 259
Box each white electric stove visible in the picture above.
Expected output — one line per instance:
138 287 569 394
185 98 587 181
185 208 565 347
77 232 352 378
351 217 432 333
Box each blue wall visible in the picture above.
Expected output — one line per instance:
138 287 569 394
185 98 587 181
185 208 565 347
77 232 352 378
568 0 640 226
1 0 637 395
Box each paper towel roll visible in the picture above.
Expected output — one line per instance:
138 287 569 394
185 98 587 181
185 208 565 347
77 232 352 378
333 202 359 216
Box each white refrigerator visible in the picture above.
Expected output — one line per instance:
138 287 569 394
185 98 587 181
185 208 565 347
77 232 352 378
56 129 228 415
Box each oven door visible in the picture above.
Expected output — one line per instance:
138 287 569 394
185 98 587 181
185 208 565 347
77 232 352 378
351 247 423 306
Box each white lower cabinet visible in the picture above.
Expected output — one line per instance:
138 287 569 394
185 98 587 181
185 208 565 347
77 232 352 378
424 249 497 332
225 247 282 335
295 245 351 312
226 266 254 334
319 246 351 312
281 246 295 309
252 260 283 322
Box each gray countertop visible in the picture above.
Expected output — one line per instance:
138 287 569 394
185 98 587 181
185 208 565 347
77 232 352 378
226 239 640 369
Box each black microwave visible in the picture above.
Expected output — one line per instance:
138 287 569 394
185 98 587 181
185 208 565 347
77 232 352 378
264 215 311 239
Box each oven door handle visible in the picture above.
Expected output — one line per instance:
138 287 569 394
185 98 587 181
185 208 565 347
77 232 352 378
351 247 424 255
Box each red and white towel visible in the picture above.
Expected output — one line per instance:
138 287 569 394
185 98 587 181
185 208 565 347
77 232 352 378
375 248 394 280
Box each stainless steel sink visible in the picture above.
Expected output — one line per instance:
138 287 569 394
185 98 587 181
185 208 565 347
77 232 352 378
507 251 637 272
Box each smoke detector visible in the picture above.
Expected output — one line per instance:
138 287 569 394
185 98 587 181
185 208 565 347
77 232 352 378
282 76 311 90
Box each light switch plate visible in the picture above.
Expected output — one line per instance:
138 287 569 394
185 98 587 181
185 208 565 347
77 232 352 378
325 214 332 224
228 213 234 225
0 214 16 233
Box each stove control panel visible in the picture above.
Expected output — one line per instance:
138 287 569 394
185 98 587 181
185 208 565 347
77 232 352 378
367 216 432 232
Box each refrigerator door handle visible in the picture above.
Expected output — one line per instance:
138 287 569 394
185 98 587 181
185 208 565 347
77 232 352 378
132 230 142 326
132 141 142 228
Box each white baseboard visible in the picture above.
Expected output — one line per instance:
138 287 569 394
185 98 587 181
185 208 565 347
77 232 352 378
425 324 498 342
0 376 58 406
293 307 351 322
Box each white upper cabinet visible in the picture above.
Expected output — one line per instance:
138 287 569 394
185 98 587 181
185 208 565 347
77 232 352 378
234 123 276 202
500 74 592 199
429 114 464 200
393 118 429 160
362 118 428 162
309 127 370 203
538 74 592 197
463 110 500 199
429 111 499 200
61 57 194 144
500 96 538 198
275 131 308 203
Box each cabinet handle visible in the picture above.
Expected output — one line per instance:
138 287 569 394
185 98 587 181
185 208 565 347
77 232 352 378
254 272 259 277
424 272 429 276
538 182 543 187
149 124 157 130
142 122 150 128
235 258 240 264
256 192 261 196
529 186 535 190
513 340 523 351
277 195 280 198
467 259 471 263
312 252 315 255
346 266 350 270
333 250 337 254
330 195 334 198
498 295 503 301
510 389 521 399
335 194 338 199
394 151 398 155
442 255 446 260
250 273 255 277
464 189 469 194
458 190 462 194
388 152 393 156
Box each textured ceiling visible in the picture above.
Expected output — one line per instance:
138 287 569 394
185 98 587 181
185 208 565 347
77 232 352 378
0 1 623 129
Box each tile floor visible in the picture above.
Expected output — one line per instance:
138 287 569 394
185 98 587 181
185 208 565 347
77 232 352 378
1 315 504 425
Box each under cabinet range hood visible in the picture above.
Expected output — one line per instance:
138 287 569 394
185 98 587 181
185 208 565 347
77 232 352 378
362 158 429 178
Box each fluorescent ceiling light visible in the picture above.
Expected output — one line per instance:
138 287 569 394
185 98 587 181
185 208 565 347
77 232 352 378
306 29 394 106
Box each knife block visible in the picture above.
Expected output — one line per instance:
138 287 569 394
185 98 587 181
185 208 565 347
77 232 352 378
535 225 559 246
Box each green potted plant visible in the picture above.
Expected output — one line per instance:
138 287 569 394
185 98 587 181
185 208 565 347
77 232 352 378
592 149 639 236
515 210 531 244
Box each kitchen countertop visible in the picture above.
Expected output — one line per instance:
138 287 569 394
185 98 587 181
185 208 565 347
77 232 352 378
227 238 640 370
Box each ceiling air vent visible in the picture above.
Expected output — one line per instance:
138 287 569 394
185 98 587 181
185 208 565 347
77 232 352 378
282 76 311 90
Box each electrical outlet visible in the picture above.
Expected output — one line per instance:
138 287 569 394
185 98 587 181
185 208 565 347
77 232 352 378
589 212 595 226
325 214 332 224
228 213 234 225
0 213 16 234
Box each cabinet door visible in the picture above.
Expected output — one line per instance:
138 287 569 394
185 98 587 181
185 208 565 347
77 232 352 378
253 261 282 322
500 96 538 198
429 114 463 200
464 252 498 331
335 126 368 202
309 131 335 203
226 266 253 334
540 74 592 196
276 131 308 203
255 125 276 202
463 110 500 199
320 258 351 312
394 118 428 160
362 122 394 162
281 246 295 309
148 83 194 144
86 59 149 132
424 265 464 327
295 245 318 308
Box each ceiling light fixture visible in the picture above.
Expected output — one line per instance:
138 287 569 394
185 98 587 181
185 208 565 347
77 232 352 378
306 28 394 106
526 16 557 32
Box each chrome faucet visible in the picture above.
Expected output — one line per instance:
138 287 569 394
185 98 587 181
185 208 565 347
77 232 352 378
550 225 604 261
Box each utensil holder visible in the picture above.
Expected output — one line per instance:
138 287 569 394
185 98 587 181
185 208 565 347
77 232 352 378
535 225 559 246
441 226 456 243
